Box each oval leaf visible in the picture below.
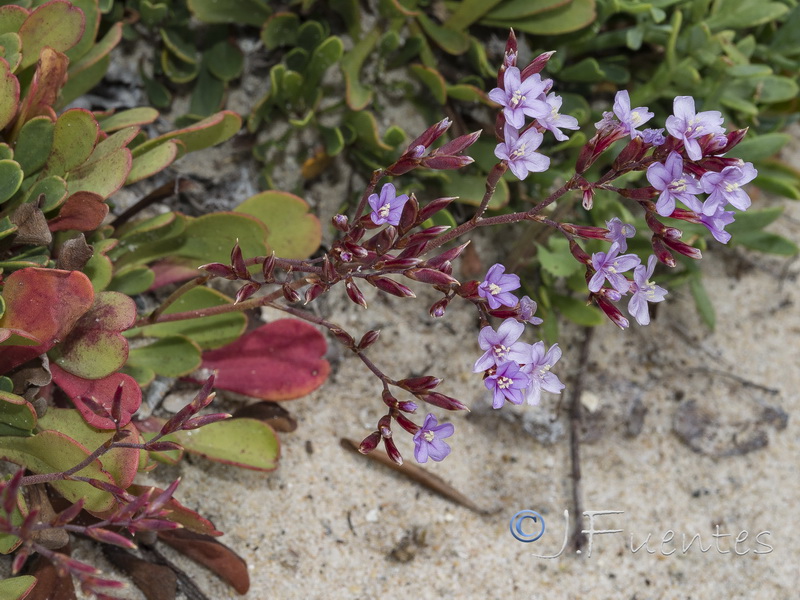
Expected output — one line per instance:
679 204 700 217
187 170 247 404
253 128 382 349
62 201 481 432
171 417 279 471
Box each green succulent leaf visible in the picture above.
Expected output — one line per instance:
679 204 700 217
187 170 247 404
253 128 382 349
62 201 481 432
0 430 116 512
409 63 447 103
97 107 159 132
127 335 202 378
161 47 200 83
126 139 180 184
0 159 23 204
0 47 20 129
261 12 300 50
188 0 271 26
536 238 584 278
0 391 37 435
340 26 379 110
705 0 789 32
0 576 36 599
554 294 605 326
23 175 67 212
416 12 470 55
46 108 100 175
206 39 244 82
235 190 322 258
483 0 596 35
445 0 504 29
60 22 122 108
732 133 790 162
13 116 54 174
107 265 155 296
126 287 246 350
18 0 86 70
171 418 279 471
483 0 568 21
133 110 241 156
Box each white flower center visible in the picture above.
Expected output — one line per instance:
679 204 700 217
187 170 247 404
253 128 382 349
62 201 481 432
510 143 527 160
724 182 740 193
498 376 514 389
670 178 687 193
630 112 642 125
423 431 435 442
488 283 502 295
493 344 509 358
510 89 525 107
379 203 391 218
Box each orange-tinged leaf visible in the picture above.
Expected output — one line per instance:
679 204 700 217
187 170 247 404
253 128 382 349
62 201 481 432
0 268 94 374
187 319 330 400
51 365 142 431
0 57 19 131
11 47 68 139
48 191 108 232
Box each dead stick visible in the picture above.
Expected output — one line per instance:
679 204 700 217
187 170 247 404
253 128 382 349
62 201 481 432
569 327 594 552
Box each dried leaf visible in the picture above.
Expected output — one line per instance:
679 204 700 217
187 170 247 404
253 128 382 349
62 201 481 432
158 529 250 594
231 401 297 432
103 546 177 600
48 191 108 233
55 234 94 271
24 553 77 600
9 201 52 246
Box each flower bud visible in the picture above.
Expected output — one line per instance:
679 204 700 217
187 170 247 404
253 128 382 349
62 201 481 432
282 282 301 303
378 414 392 438
651 235 677 268
426 241 470 269
235 282 260 304
398 376 441 392
569 240 591 264
332 214 349 231
383 436 403 465
329 327 355 348
406 118 451 152
304 282 327 304
376 257 422 270
230 241 248 279
358 329 381 350
182 413 232 430
418 197 456 222
397 400 418 413
429 297 448 318
398 193 420 232
612 135 648 170
421 154 475 170
382 390 397 408
663 236 702 260
616 186 658 200
200 262 236 279
520 50 556 79
645 212 682 239
582 188 594 210
594 295 630 329
358 431 381 454
85 528 136 549
393 412 419 434
403 267 459 287
345 277 368 308
420 392 469 411
261 253 276 282
367 275 416 298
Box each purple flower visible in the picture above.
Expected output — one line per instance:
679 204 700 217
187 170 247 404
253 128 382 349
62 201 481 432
588 242 641 294
485 361 530 409
478 263 521 309
519 296 544 326
413 414 454 463
520 341 564 405
699 162 757 215
627 255 668 326
473 318 530 372
604 217 636 252
646 151 704 216
665 96 725 161
641 128 666 146
699 205 736 244
612 90 654 138
488 67 549 129
494 124 550 180
368 183 409 226
529 93 579 141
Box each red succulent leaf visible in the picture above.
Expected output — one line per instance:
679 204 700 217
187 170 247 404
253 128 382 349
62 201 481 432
0 268 94 374
51 365 142 430
185 319 330 400
48 191 108 232
127 484 221 536
158 529 250 594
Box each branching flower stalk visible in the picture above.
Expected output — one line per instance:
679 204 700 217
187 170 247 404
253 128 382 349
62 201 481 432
138 30 756 466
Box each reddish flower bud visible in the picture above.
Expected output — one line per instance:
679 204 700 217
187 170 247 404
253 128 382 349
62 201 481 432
582 188 594 210
398 376 441 392
569 240 591 264
386 155 422 176
406 118 452 152
397 400 418 413
145 441 184 453
343 241 369 259
718 127 748 154
358 431 381 454
651 235 677 268
11 548 30 574
520 50 556 79
663 236 702 260
322 255 337 281
429 297 449 318
422 154 475 170
345 277 368 308
382 390 397 408
420 392 469 411
612 135 648 170
86 527 136 549
200 262 236 279
418 197 456 223
304 282 327 304
403 267 459 287
378 414 392 437
331 214 349 231
645 212 683 239
2 470 23 516
181 413 231 430
426 241 470 269
561 223 609 241
397 241 428 259
261 253 276 282
282 282 301 303
371 225 399 255
393 412 419 435
383 436 403 465
616 185 659 200
367 275 416 298
235 282 260 304
329 327 355 348
398 193 420 232
594 295 630 329
375 257 422 270
80 394 112 420
230 241 248 279
358 329 381 350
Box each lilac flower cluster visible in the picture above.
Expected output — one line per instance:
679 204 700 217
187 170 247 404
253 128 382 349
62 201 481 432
489 47 578 180
474 264 565 408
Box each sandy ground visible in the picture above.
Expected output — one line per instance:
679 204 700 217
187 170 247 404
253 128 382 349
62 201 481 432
4 42 799 600
62 152 799 599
